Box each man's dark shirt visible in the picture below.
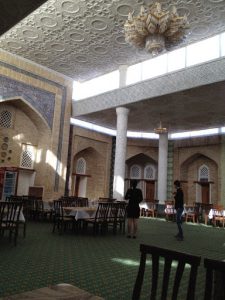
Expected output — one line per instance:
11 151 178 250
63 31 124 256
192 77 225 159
174 188 184 209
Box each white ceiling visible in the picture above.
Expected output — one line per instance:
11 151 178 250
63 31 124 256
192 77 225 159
1 0 225 81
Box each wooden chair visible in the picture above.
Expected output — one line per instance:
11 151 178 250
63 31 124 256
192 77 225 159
145 200 159 218
107 202 127 234
115 202 127 234
106 202 118 234
52 200 74 234
212 205 225 227
164 200 176 221
132 244 201 300
0 201 23 246
185 202 200 223
202 203 213 225
83 202 109 235
204 258 225 300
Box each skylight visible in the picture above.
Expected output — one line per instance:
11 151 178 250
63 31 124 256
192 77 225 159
73 31 225 101
71 118 223 140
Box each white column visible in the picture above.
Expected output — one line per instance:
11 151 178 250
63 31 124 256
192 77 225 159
157 133 168 204
113 107 129 201
119 65 128 88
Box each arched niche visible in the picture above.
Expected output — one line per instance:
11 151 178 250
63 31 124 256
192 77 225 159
180 153 218 205
72 147 106 199
0 98 51 198
126 153 157 201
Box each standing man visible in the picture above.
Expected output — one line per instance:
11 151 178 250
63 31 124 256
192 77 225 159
174 180 184 241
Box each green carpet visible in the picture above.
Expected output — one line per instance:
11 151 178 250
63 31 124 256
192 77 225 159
0 218 225 299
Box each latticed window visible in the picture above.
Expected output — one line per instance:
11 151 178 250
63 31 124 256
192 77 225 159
199 165 209 181
130 165 141 179
20 145 35 169
0 110 12 128
76 157 86 174
144 165 155 179
21 150 33 168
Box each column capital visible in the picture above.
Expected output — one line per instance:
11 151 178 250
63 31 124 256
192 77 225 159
116 106 129 116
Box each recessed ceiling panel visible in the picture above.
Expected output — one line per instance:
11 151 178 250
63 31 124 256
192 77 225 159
1 0 225 81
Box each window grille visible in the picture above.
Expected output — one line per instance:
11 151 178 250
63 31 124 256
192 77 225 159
20 150 33 169
76 157 86 174
199 165 209 181
144 165 155 179
130 165 141 179
0 110 12 128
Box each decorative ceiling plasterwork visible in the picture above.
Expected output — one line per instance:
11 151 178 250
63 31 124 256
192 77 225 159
0 0 225 81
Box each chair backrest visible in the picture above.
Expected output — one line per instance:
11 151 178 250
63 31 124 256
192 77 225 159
132 244 201 300
61 198 73 207
0 201 23 226
106 203 118 222
35 199 44 211
99 197 116 203
204 258 225 300
95 202 109 221
116 202 127 221
53 200 64 218
165 200 175 214
146 199 159 210
77 197 89 207
0 201 7 221
201 203 213 215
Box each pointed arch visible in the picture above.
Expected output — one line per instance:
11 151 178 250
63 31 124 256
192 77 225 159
1 98 50 131
180 152 218 205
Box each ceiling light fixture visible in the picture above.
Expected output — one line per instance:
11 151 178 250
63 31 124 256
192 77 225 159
154 117 168 134
124 2 188 56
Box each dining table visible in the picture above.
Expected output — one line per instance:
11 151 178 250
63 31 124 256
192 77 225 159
63 206 97 220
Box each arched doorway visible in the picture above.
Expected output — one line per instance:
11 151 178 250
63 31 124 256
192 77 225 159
73 157 89 197
125 153 157 201
72 147 106 199
144 164 156 202
198 165 210 204
180 154 217 204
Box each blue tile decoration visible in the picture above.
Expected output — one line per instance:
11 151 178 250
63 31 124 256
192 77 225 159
0 60 68 192
0 75 55 128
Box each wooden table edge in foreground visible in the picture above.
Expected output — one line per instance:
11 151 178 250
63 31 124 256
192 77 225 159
0 283 104 300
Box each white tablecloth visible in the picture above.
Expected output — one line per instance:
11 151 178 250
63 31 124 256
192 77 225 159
63 206 97 220
208 208 225 219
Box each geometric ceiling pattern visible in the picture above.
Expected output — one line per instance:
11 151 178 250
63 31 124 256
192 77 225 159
1 0 225 81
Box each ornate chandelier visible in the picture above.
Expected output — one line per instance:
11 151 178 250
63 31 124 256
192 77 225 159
124 2 188 56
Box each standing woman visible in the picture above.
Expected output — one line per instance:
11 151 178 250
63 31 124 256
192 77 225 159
174 180 184 241
125 179 143 239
